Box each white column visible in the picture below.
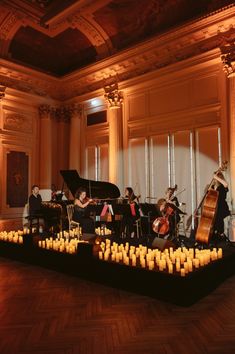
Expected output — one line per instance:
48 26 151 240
69 104 82 172
57 107 70 186
39 104 52 189
108 107 123 189
229 76 235 211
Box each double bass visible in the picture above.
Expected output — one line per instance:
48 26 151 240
195 161 228 244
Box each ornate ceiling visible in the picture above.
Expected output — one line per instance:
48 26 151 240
0 0 234 76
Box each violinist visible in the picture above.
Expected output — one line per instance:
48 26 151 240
73 187 95 234
122 187 139 238
211 171 230 238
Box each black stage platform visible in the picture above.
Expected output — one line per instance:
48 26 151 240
0 235 235 307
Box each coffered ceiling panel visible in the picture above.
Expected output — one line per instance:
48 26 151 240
0 0 234 77
9 26 97 75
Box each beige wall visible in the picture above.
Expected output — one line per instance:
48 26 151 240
0 89 40 221
0 48 232 228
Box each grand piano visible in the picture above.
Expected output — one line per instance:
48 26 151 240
59 170 159 235
60 170 121 200
41 170 159 235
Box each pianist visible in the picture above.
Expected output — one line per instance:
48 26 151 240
29 185 42 217
73 187 95 234
28 185 45 232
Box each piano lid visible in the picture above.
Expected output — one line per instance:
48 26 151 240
60 170 121 199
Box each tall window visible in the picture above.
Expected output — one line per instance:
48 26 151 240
85 144 109 181
128 125 223 228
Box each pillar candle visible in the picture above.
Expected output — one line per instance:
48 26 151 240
168 264 173 274
218 248 223 259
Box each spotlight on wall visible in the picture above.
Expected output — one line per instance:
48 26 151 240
104 82 123 109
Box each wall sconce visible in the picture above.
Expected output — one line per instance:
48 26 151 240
104 82 123 109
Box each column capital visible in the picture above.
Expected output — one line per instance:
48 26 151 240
67 103 83 118
39 104 51 118
57 107 71 123
221 42 235 78
0 85 6 101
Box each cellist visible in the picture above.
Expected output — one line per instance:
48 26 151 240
154 186 180 239
211 171 230 238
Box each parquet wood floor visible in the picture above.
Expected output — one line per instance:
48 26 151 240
0 257 235 354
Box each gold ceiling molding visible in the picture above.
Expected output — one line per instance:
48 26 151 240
0 6 235 101
67 14 112 56
0 0 112 52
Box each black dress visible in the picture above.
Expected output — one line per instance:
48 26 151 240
213 185 230 235
73 202 95 234
168 196 180 238
122 196 140 237
28 194 42 216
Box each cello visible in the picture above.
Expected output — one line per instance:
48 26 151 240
152 185 178 236
195 161 228 244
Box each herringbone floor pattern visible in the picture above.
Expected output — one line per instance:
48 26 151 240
0 257 235 354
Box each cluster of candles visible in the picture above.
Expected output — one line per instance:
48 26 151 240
38 235 87 254
0 230 25 244
56 228 82 239
95 226 112 236
98 240 223 276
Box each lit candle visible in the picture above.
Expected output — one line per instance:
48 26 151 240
188 261 193 272
181 268 186 277
141 259 146 268
184 262 189 273
168 264 173 274
104 252 109 261
218 248 223 259
149 260 154 270
194 258 199 268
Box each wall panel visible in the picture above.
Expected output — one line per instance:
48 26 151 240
195 126 220 205
150 134 169 202
128 138 148 201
